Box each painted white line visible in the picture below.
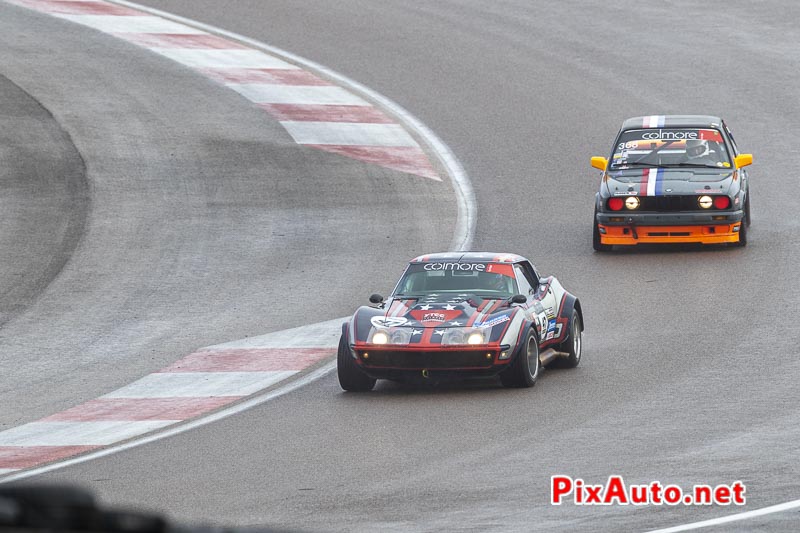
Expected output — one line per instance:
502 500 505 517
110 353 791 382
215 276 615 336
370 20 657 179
0 469 18 476
282 121 419 147
110 0 476 251
646 499 800 532
55 14 203 33
0 421 174 446
208 317 343 350
150 48 298 70
226 84 368 106
103 371 296 398
0 361 335 483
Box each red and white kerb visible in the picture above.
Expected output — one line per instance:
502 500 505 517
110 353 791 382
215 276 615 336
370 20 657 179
0 319 342 476
6 0 440 180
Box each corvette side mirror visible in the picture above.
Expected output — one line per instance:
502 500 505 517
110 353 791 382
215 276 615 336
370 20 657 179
510 294 527 304
591 156 608 171
734 154 753 168
369 294 384 304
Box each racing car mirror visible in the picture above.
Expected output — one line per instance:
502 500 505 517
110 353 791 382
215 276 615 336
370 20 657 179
590 156 608 171
369 293 384 305
510 294 527 304
734 153 753 168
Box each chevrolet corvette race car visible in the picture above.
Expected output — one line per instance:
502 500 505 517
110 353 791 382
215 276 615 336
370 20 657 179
591 115 753 250
337 252 584 391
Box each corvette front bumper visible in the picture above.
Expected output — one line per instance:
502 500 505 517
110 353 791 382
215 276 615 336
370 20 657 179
350 343 517 379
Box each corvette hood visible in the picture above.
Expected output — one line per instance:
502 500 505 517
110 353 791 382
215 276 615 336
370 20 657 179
351 294 520 346
605 168 735 196
376 295 514 329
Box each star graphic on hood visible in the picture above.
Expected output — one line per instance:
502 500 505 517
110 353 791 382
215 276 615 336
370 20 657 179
434 329 446 336
449 321 462 326
419 304 432 310
444 304 456 311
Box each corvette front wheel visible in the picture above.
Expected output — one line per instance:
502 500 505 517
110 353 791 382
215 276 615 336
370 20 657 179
500 330 539 388
337 334 376 392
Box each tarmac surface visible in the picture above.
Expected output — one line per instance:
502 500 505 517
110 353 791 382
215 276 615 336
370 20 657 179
2 1 799 531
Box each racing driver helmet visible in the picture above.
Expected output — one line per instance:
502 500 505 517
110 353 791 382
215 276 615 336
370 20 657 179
685 138 710 159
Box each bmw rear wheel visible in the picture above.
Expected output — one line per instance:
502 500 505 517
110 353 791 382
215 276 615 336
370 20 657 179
499 330 539 388
337 333 376 392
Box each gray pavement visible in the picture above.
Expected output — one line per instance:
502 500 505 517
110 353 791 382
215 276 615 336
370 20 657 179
6 0 800 531
0 3 455 427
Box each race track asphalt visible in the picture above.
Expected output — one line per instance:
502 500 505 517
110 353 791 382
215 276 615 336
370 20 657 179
4 1 800 531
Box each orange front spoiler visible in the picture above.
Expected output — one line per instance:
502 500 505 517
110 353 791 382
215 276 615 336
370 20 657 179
599 223 742 245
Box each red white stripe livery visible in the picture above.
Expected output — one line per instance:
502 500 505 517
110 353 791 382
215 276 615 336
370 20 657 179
5 0 440 180
0 318 342 477
643 168 657 196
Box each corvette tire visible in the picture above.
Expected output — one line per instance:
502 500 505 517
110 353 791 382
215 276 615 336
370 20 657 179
500 330 539 388
337 334 376 392
553 310 582 368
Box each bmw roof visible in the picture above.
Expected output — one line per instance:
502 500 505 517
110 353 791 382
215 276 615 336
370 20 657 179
621 115 724 131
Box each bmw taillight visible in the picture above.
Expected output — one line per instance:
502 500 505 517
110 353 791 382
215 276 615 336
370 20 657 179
607 198 624 211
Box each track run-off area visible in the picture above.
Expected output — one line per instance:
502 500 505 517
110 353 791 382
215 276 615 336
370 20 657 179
2 1 799 531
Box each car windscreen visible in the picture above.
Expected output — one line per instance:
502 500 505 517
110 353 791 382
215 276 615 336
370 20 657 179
394 262 517 297
611 128 732 169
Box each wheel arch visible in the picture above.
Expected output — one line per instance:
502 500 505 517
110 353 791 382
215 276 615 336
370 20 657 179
559 293 584 339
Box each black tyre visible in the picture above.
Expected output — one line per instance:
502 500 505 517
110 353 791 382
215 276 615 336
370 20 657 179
499 330 539 388
732 195 749 247
553 310 582 368
744 193 752 227
593 208 612 252
337 333 376 392
733 213 748 247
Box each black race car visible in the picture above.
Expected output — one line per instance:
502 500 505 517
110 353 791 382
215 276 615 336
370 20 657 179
591 115 753 250
337 252 584 391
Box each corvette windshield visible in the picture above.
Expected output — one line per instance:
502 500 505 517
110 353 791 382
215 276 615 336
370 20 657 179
394 262 517 297
611 128 731 169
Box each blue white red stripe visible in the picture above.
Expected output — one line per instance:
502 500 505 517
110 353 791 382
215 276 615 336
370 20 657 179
642 168 664 196
643 115 666 128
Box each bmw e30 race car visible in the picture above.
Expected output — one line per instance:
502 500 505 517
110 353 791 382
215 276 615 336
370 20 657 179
591 115 753 250
337 252 584 391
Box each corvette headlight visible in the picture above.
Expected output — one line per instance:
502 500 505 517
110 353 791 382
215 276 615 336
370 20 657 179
442 328 488 346
370 328 412 345
698 195 713 209
389 329 412 345
467 332 484 345
371 331 389 344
